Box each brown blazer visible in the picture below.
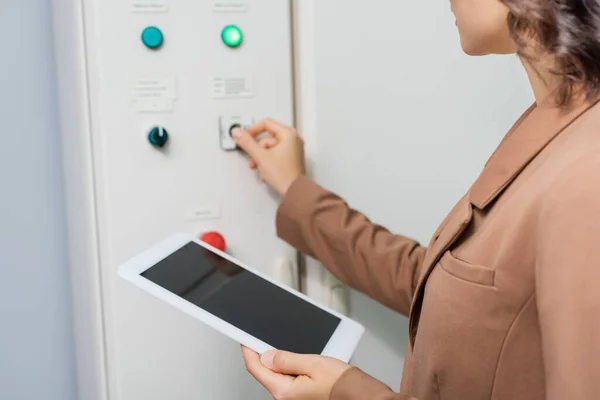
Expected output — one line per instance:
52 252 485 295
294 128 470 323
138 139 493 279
275 96 600 400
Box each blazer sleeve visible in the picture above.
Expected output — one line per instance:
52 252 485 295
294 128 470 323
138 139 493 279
536 156 600 399
330 368 417 400
276 176 427 316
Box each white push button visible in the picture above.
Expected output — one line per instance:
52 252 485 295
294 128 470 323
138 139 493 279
219 115 253 151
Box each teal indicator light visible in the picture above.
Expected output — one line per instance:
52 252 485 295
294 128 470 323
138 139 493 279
221 25 243 48
141 26 164 50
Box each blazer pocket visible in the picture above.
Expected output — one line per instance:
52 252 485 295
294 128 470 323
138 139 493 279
439 251 495 287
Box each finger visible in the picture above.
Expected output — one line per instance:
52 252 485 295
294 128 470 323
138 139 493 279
249 137 276 170
258 136 278 149
261 350 320 377
247 119 295 140
241 347 291 394
232 128 267 160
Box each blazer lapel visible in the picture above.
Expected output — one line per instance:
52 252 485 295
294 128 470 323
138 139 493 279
408 197 473 345
470 96 600 209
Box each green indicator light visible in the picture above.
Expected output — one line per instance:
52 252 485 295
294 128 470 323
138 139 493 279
221 25 243 48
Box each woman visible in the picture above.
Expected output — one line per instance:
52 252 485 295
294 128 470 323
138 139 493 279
232 0 600 398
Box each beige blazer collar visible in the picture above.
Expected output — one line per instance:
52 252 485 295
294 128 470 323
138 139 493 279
469 96 600 209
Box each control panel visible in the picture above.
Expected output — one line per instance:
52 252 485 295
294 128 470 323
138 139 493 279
79 1 296 399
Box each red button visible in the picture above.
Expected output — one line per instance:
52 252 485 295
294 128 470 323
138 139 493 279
200 231 226 252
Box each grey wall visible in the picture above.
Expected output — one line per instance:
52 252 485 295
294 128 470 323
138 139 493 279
0 1 77 399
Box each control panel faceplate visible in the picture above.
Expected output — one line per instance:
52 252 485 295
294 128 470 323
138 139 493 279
84 1 295 398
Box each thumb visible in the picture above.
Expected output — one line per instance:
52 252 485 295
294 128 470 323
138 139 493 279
261 350 319 376
232 128 265 160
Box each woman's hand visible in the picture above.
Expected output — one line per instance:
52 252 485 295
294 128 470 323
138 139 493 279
232 119 305 197
241 346 352 400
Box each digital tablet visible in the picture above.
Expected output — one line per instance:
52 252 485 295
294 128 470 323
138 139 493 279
118 233 365 362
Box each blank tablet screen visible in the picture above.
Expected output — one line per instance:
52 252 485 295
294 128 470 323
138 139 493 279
141 241 341 354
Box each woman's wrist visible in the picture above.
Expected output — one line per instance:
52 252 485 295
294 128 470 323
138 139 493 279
277 173 305 197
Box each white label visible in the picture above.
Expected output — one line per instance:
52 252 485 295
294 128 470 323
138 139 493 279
131 0 168 13
132 78 177 113
212 76 254 98
185 205 221 221
213 0 247 12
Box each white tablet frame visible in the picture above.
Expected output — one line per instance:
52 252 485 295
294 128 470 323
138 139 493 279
118 233 365 362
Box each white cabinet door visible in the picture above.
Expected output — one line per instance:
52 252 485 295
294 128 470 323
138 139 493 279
297 0 533 390
77 1 295 399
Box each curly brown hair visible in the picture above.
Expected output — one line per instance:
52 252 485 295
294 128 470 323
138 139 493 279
504 0 600 105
